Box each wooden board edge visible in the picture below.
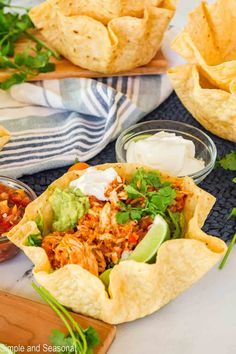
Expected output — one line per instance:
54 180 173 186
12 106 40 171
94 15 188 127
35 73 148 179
0 290 116 354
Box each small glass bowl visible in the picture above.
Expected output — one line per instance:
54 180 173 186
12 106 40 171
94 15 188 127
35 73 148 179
116 120 217 184
0 176 37 263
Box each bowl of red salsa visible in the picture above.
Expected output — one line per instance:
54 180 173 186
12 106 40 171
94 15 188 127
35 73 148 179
0 177 36 262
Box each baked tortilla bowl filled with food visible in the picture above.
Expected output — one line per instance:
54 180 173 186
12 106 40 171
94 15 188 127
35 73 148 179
8 163 226 324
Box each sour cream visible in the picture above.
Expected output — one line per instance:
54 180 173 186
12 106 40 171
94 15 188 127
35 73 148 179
70 167 121 201
125 131 205 176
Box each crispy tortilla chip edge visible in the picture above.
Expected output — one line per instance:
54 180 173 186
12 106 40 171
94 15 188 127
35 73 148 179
168 64 236 143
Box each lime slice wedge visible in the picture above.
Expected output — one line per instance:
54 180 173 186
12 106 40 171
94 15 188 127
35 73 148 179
99 268 112 288
0 344 15 354
128 215 169 263
100 215 169 286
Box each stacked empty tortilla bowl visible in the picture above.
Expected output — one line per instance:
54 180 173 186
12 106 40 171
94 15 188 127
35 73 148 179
168 0 236 143
29 0 176 74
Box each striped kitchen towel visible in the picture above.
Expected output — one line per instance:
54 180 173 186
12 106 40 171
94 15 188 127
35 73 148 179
0 28 181 178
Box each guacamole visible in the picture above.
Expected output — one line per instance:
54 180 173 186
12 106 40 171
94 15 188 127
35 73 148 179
49 187 89 232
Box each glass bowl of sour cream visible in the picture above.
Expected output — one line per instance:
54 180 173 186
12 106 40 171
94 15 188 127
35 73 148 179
115 120 217 184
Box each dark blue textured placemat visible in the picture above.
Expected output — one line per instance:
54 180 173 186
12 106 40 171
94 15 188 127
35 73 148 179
20 93 236 242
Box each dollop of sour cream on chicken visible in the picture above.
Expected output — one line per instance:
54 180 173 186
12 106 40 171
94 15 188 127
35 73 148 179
70 167 121 201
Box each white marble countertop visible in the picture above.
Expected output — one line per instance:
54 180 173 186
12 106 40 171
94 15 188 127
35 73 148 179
1 247 236 354
1 1 235 353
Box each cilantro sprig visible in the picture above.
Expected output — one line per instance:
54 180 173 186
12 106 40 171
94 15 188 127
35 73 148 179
216 151 236 171
116 169 177 225
32 282 99 354
215 151 236 270
0 0 59 89
219 208 236 270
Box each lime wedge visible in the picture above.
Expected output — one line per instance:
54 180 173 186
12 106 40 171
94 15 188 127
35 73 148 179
99 268 112 288
128 215 169 263
100 215 169 287
0 344 15 354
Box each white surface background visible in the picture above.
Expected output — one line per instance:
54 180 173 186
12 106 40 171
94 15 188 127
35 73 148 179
1 1 236 354
172 0 214 26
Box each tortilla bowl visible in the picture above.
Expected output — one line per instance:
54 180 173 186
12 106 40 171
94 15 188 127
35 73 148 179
29 0 176 74
168 64 236 143
8 163 226 324
171 0 236 94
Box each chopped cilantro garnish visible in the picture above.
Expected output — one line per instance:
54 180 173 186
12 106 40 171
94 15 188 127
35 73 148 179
130 209 143 221
130 168 162 192
124 185 144 199
116 211 130 224
116 168 177 230
148 186 176 213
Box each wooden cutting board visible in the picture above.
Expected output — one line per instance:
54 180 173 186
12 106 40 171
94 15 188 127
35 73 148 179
0 31 167 81
0 290 116 354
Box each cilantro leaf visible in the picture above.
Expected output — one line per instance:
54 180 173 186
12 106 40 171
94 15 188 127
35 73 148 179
118 201 127 211
26 233 42 247
124 185 143 198
130 209 143 221
218 151 236 171
84 326 100 352
1 40 14 56
145 171 162 188
228 208 236 220
149 186 176 213
0 72 27 90
116 211 130 224
49 330 75 354
130 168 162 192
233 177 236 183
116 169 177 225
49 329 69 347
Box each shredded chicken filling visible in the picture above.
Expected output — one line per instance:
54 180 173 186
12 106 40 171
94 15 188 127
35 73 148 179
42 178 187 276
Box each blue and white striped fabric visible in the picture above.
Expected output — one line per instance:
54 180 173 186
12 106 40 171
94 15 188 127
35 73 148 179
0 28 180 178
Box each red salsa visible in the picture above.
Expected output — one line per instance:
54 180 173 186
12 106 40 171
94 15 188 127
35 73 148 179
0 183 31 235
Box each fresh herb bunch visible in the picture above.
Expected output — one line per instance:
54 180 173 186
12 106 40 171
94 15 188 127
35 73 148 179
32 282 100 354
116 168 183 238
0 0 59 89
